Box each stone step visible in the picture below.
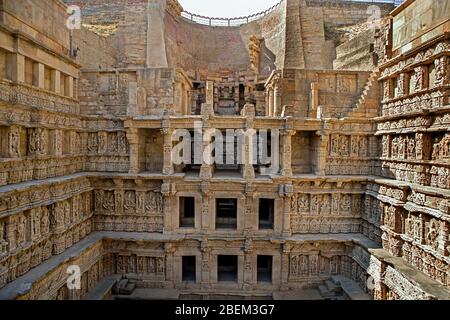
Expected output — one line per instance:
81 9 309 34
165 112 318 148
318 284 333 298
325 280 341 293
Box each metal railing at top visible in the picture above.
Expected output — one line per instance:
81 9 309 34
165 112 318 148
180 0 284 27
180 0 402 28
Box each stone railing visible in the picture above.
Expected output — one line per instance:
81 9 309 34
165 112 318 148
180 0 284 27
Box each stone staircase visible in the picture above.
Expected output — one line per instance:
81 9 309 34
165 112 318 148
318 278 345 300
344 69 380 119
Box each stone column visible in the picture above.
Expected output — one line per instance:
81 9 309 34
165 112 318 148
268 87 274 117
206 81 214 105
274 82 281 117
126 127 140 174
65 76 74 98
281 130 295 177
33 63 45 89
8 53 25 83
437 222 449 256
161 127 174 175
51 70 61 95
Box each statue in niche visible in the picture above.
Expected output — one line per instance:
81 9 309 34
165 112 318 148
118 132 128 154
310 195 319 214
290 195 298 214
63 201 71 225
412 67 424 92
290 255 298 275
425 219 439 250
330 256 339 274
148 257 156 274
398 136 405 159
41 207 50 235
434 57 447 87
391 137 398 158
297 194 309 213
320 195 330 214
407 137 416 159
124 191 136 212
331 135 339 155
136 192 145 211
383 81 390 100
156 257 164 273
87 133 98 152
8 127 20 157
31 209 41 238
29 129 38 154
109 133 118 153
127 256 136 274
309 255 318 275
137 256 144 273
146 192 157 213
98 133 106 153
382 136 390 157
16 216 27 246
94 190 103 211
339 135 349 156
340 194 351 213
0 221 8 255
299 255 309 276
102 191 115 211
351 136 359 156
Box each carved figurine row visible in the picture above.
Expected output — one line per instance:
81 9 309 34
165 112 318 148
87 131 128 155
329 134 370 158
94 190 164 215
290 193 364 216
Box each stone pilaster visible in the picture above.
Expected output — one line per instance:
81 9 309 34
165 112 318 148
200 239 211 290
162 182 175 234
126 127 140 174
281 129 295 177
315 130 329 175
51 69 61 94
161 127 174 175
33 63 45 89
281 184 293 237
243 239 254 291
8 53 25 83
280 243 291 291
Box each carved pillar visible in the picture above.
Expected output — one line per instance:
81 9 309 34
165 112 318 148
244 185 255 235
161 127 174 175
201 182 212 233
280 243 291 291
268 86 274 117
243 239 254 291
239 129 256 180
434 56 448 87
281 184 293 237
200 239 211 290
126 128 139 174
164 243 176 284
200 128 213 180
65 76 74 98
162 182 175 233
281 130 295 177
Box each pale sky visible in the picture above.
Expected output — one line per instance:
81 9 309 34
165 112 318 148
177 0 280 18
